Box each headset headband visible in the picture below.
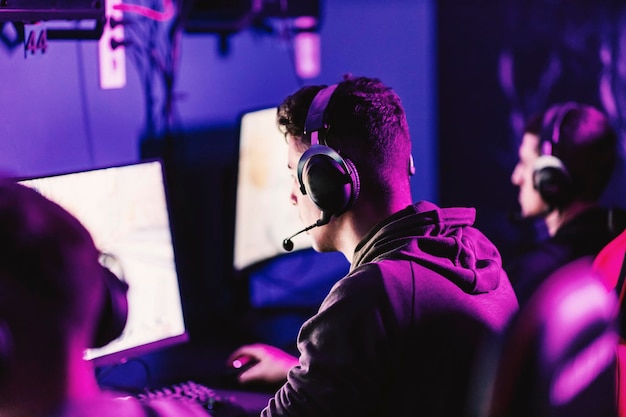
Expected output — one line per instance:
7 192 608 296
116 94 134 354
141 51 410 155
541 102 579 156
304 84 338 146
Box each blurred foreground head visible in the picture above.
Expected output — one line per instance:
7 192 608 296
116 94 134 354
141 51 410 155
489 256 619 417
0 179 108 409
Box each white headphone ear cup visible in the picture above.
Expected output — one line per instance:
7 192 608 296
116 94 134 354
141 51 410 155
532 155 572 208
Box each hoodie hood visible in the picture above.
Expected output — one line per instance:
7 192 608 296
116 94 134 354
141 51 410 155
351 201 502 294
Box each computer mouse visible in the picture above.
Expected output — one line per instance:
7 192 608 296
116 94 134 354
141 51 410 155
231 355 258 373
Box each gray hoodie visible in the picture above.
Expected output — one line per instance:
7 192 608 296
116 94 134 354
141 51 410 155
263 201 519 417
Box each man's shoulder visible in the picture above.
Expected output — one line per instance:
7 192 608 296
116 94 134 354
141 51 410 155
559 205 626 238
506 239 568 278
331 262 386 293
324 260 412 305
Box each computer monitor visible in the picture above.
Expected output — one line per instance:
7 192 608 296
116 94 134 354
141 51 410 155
234 107 350 313
234 107 313 270
17 159 188 366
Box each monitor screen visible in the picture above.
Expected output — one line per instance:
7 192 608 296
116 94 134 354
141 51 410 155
234 107 313 270
17 160 188 366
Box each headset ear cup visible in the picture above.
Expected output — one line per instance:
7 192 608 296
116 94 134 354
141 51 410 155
344 158 360 203
533 155 572 208
91 267 129 348
298 146 359 216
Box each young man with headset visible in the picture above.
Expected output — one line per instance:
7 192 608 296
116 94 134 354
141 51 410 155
507 102 626 307
227 75 519 416
0 180 210 417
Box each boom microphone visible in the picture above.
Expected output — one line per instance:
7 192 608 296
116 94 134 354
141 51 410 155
282 212 331 252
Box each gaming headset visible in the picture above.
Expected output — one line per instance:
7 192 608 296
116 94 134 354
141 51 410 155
93 253 129 349
532 102 577 209
297 84 361 221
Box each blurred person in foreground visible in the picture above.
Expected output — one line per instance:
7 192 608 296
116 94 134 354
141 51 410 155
0 180 210 417
507 102 626 307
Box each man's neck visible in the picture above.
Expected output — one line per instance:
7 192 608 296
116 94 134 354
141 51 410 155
338 196 412 263
545 200 599 236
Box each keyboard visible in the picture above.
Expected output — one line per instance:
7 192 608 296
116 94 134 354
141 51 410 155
135 380 254 417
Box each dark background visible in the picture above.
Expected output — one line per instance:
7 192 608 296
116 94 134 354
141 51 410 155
438 0 626 266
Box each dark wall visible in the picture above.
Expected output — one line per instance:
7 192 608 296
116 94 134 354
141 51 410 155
141 128 243 342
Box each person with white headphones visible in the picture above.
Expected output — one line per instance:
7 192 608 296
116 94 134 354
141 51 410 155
508 102 626 307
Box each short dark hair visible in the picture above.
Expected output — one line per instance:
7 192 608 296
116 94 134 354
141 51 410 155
523 112 544 137
277 75 412 199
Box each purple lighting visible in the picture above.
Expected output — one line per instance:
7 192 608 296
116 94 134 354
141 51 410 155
550 330 617 405
535 260 620 407
293 16 320 79
544 279 617 364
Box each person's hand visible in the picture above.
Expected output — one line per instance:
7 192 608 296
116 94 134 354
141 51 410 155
227 343 298 385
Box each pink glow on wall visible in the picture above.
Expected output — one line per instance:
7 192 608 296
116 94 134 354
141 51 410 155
294 16 321 79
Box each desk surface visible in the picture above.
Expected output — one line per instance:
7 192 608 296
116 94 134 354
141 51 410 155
97 339 276 415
